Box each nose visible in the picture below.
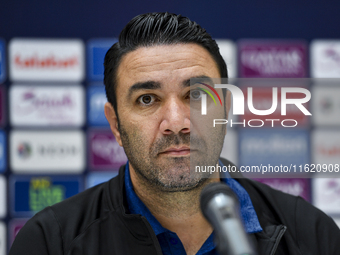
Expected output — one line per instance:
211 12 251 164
159 97 190 135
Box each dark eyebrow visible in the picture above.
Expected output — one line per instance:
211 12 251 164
128 81 161 98
128 76 214 98
187 75 215 87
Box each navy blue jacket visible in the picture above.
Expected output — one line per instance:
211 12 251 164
9 159 340 254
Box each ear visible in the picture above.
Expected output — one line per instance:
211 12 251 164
224 90 231 135
104 102 123 146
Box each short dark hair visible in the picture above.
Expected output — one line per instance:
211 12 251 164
104 12 228 116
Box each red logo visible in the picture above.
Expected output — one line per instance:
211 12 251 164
318 146 340 156
15 54 78 68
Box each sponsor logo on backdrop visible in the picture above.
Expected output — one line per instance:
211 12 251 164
11 176 82 217
87 85 109 126
86 172 119 188
0 222 5 255
312 130 340 165
15 55 78 68
0 131 6 173
254 178 310 201
87 38 118 81
29 177 64 212
9 39 84 81
10 85 84 126
9 218 28 245
17 142 31 159
311 40 340 78
239 129 309 167
313 178 340 214
89 130 127 170
0 176 6 218
0 87 6 126
10 131 85 173
215 40 236 78
238 40 307 77
0 39 6 83
312 86 340 126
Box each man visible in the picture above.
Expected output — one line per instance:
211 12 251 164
10 12 340 255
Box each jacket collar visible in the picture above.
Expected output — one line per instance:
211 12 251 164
220 158 288 254
107 162 287 255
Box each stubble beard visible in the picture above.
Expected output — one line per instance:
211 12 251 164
118 122 225 192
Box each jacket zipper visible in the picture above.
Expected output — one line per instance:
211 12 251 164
141 216 163 255
270 225 287 255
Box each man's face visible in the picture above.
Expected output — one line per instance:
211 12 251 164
105 43 226 191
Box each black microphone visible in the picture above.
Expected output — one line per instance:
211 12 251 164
200 182 256 255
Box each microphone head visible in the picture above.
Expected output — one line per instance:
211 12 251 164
200 182 238 219
200 182 257 255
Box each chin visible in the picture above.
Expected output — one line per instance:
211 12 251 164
155 175 208 192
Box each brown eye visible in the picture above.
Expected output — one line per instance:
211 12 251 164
190 89 202 100
138 95 155 105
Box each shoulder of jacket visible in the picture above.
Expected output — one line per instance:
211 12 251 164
40 174 123 246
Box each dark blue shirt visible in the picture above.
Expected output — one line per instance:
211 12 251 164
124 162 262 255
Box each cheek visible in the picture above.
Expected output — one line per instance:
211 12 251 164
127 116 159 134
119 114 160 144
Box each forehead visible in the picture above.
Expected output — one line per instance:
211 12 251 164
116 43 220 90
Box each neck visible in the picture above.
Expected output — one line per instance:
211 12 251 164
129 163 220 255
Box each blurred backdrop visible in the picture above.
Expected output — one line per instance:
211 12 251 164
1 0 340 253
